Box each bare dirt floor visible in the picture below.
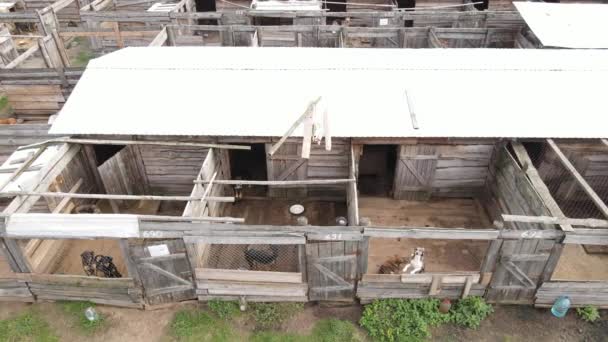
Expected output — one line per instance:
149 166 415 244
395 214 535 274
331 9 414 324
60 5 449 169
1 300 607 341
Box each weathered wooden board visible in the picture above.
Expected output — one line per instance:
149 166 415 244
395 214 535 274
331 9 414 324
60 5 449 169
535 281 608 309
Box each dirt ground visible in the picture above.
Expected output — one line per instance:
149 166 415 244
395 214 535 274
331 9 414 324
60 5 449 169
368 237 488 273
552 244 608 281
1 300 606 341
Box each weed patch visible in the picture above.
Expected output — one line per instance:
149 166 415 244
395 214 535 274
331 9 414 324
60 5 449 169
208 300 241 320
576 306 600 323
59 301 105 334
250 303 304 330
169 309 236 342
0 309 58 342
360 297 492 342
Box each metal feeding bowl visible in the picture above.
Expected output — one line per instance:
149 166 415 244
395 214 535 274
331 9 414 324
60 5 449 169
289 204 305 215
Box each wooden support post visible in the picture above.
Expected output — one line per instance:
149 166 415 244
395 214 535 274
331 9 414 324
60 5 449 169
82 145 120 212
462 275 473 298
119 239 142 286
113 22 124 48
301 112 313 159
511 142 572 231
429 275 441 295
547 139 608 219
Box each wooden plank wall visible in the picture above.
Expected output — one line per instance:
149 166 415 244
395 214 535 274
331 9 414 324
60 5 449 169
23 0 81 22
190 148 229 217
266 138 349 198
536 281 608 309
393 143 495 199
25 147 100 274
99 145 149 204
196 268 308 302
357 274 485 304
0 278 34 302
138 145 209 196
1 69 84 122
484 149 557 303
0 124 51 165
19 274 143 308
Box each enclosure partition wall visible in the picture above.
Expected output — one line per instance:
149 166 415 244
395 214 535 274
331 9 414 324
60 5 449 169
355 140 563 304
519 140 608 308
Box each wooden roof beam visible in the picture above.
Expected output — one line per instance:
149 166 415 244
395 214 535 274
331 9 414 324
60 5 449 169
18 138 251 151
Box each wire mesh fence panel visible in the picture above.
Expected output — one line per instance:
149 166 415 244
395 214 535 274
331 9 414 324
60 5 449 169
524 141 608 221
204 244 300 272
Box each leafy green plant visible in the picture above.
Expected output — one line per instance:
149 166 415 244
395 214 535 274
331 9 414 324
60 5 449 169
448 296 493 329
576 306 600 323
0 310 59 342
59 301 105 334
169 309 235 342
360 297 493 341
250 303 304 330
207 300 241 320
360 298 448 342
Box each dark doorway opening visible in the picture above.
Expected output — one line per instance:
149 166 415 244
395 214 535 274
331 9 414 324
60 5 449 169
229 144 268 196
396 0 416 27
358 145 397 197
93 145 125 166
194 0 216 12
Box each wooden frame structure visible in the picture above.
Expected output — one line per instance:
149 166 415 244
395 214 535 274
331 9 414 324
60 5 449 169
0 135 606 307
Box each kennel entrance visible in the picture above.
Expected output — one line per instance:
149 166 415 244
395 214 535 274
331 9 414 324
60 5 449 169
129 239 196 306
306 238 361 302
357 145 397 197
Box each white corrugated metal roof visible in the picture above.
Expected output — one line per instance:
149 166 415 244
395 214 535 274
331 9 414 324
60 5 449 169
515 2 608 49
50 47 608 139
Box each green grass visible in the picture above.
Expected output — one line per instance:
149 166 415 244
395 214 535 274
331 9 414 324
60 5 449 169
74 50 95 67
58 301 105 334
169 309 237 342
0 310 59 342
0 96 12 116
250 319 363 342
250 303 304 330
207 300 241 320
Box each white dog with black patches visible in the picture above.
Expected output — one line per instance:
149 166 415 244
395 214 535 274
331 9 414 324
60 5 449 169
402 247 425 274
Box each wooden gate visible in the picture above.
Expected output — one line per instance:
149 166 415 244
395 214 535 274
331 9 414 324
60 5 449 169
130 239 196 306
393 145 437 200
306 240 359 301
486 239 554 303
266 142 308 198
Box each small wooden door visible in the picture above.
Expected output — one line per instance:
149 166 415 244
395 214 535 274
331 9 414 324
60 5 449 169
266 142 308 198
306 240 359 301
393 145 437 200
130 239 196 306
486 239 554 303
